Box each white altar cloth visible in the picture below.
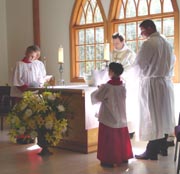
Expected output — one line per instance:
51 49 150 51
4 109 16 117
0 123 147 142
47 85 99 130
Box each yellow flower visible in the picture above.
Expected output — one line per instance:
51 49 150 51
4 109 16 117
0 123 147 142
45 120 53 130
27 120 36 129
48 94 56 101
45 132 52 143
7 90 70 147
20 102 28 111
36 116 45 127
23 109 33 119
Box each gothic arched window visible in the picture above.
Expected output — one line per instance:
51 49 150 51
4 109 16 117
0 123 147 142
109 0 179 82
70 0 107 82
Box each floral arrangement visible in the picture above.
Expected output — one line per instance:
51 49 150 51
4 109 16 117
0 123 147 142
7 91 69 147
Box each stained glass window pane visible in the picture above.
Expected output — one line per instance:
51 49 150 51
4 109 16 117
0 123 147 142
96 44 103 60
119 4 125 19
118 24 125 36
80 12 85 25
78 30 85 44
138 40 144 50
94 6 103 22
96 61 103 70
126 0 136 18
154 19 161 33
83 1 88 13
164 0 173 12
126 22 136 40
138 21 142 38
86 28 94 44
138 0 148 16
96 27 104 43
150 0 161 14
167 37 174 48
78 62 85 77
86 62 95 74
163 17 174 36
86 45 94 60
126 41 136 52
86 4 93 24
134 0 138 5
90 0 96 10
78 46 85 61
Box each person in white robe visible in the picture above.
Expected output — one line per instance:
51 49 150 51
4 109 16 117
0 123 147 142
111 32 137 134
91 62 133 167
11 45 45 98
111 32 135 71
134 19 175 160
32 45 46 86
32 45 55 86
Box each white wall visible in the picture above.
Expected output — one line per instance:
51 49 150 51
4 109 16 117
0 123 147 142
39 0 74 84
6 0 34 84
0 0 8 85
39 0 111 85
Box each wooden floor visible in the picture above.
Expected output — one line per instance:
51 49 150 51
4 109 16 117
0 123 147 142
0 129 177 174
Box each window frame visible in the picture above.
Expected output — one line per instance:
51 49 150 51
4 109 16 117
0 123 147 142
70 0 107 82
108 0 179 82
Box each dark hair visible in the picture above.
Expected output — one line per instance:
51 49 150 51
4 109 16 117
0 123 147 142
109 62 124 76
139 19 157 31
112 32 124 42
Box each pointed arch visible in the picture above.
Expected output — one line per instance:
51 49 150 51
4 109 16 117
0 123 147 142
108 0 179 82
70 0 107 82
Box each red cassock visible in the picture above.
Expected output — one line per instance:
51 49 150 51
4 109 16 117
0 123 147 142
97 123 133 164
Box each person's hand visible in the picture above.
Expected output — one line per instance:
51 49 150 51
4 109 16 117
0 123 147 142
17 84 28 92
97 84 105 88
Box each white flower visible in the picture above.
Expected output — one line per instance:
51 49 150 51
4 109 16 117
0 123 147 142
45 121 53 129
62 127 67 133
18 126 26 134
57 105 65 112
24 109 33 118
48 94 56 101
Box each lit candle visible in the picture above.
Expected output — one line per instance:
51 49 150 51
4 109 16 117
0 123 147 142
58 46 64 63
104 43 110 61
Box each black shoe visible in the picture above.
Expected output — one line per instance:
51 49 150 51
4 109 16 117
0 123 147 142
159 149 168 156
135 152 158 160
100 162 114 168
167 140 175 147
129 132 135 139
122 160 128 163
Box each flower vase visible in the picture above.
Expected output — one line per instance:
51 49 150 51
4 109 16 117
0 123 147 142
37 131 52 156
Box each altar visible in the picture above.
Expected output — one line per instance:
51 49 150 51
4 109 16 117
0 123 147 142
30 85 99 154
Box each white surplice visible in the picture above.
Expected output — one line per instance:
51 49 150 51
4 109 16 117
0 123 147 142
111 44 137 132
11 60 45 97
111 44 136 72
91 83 127 128
134 32 175 141
33 59 46 85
